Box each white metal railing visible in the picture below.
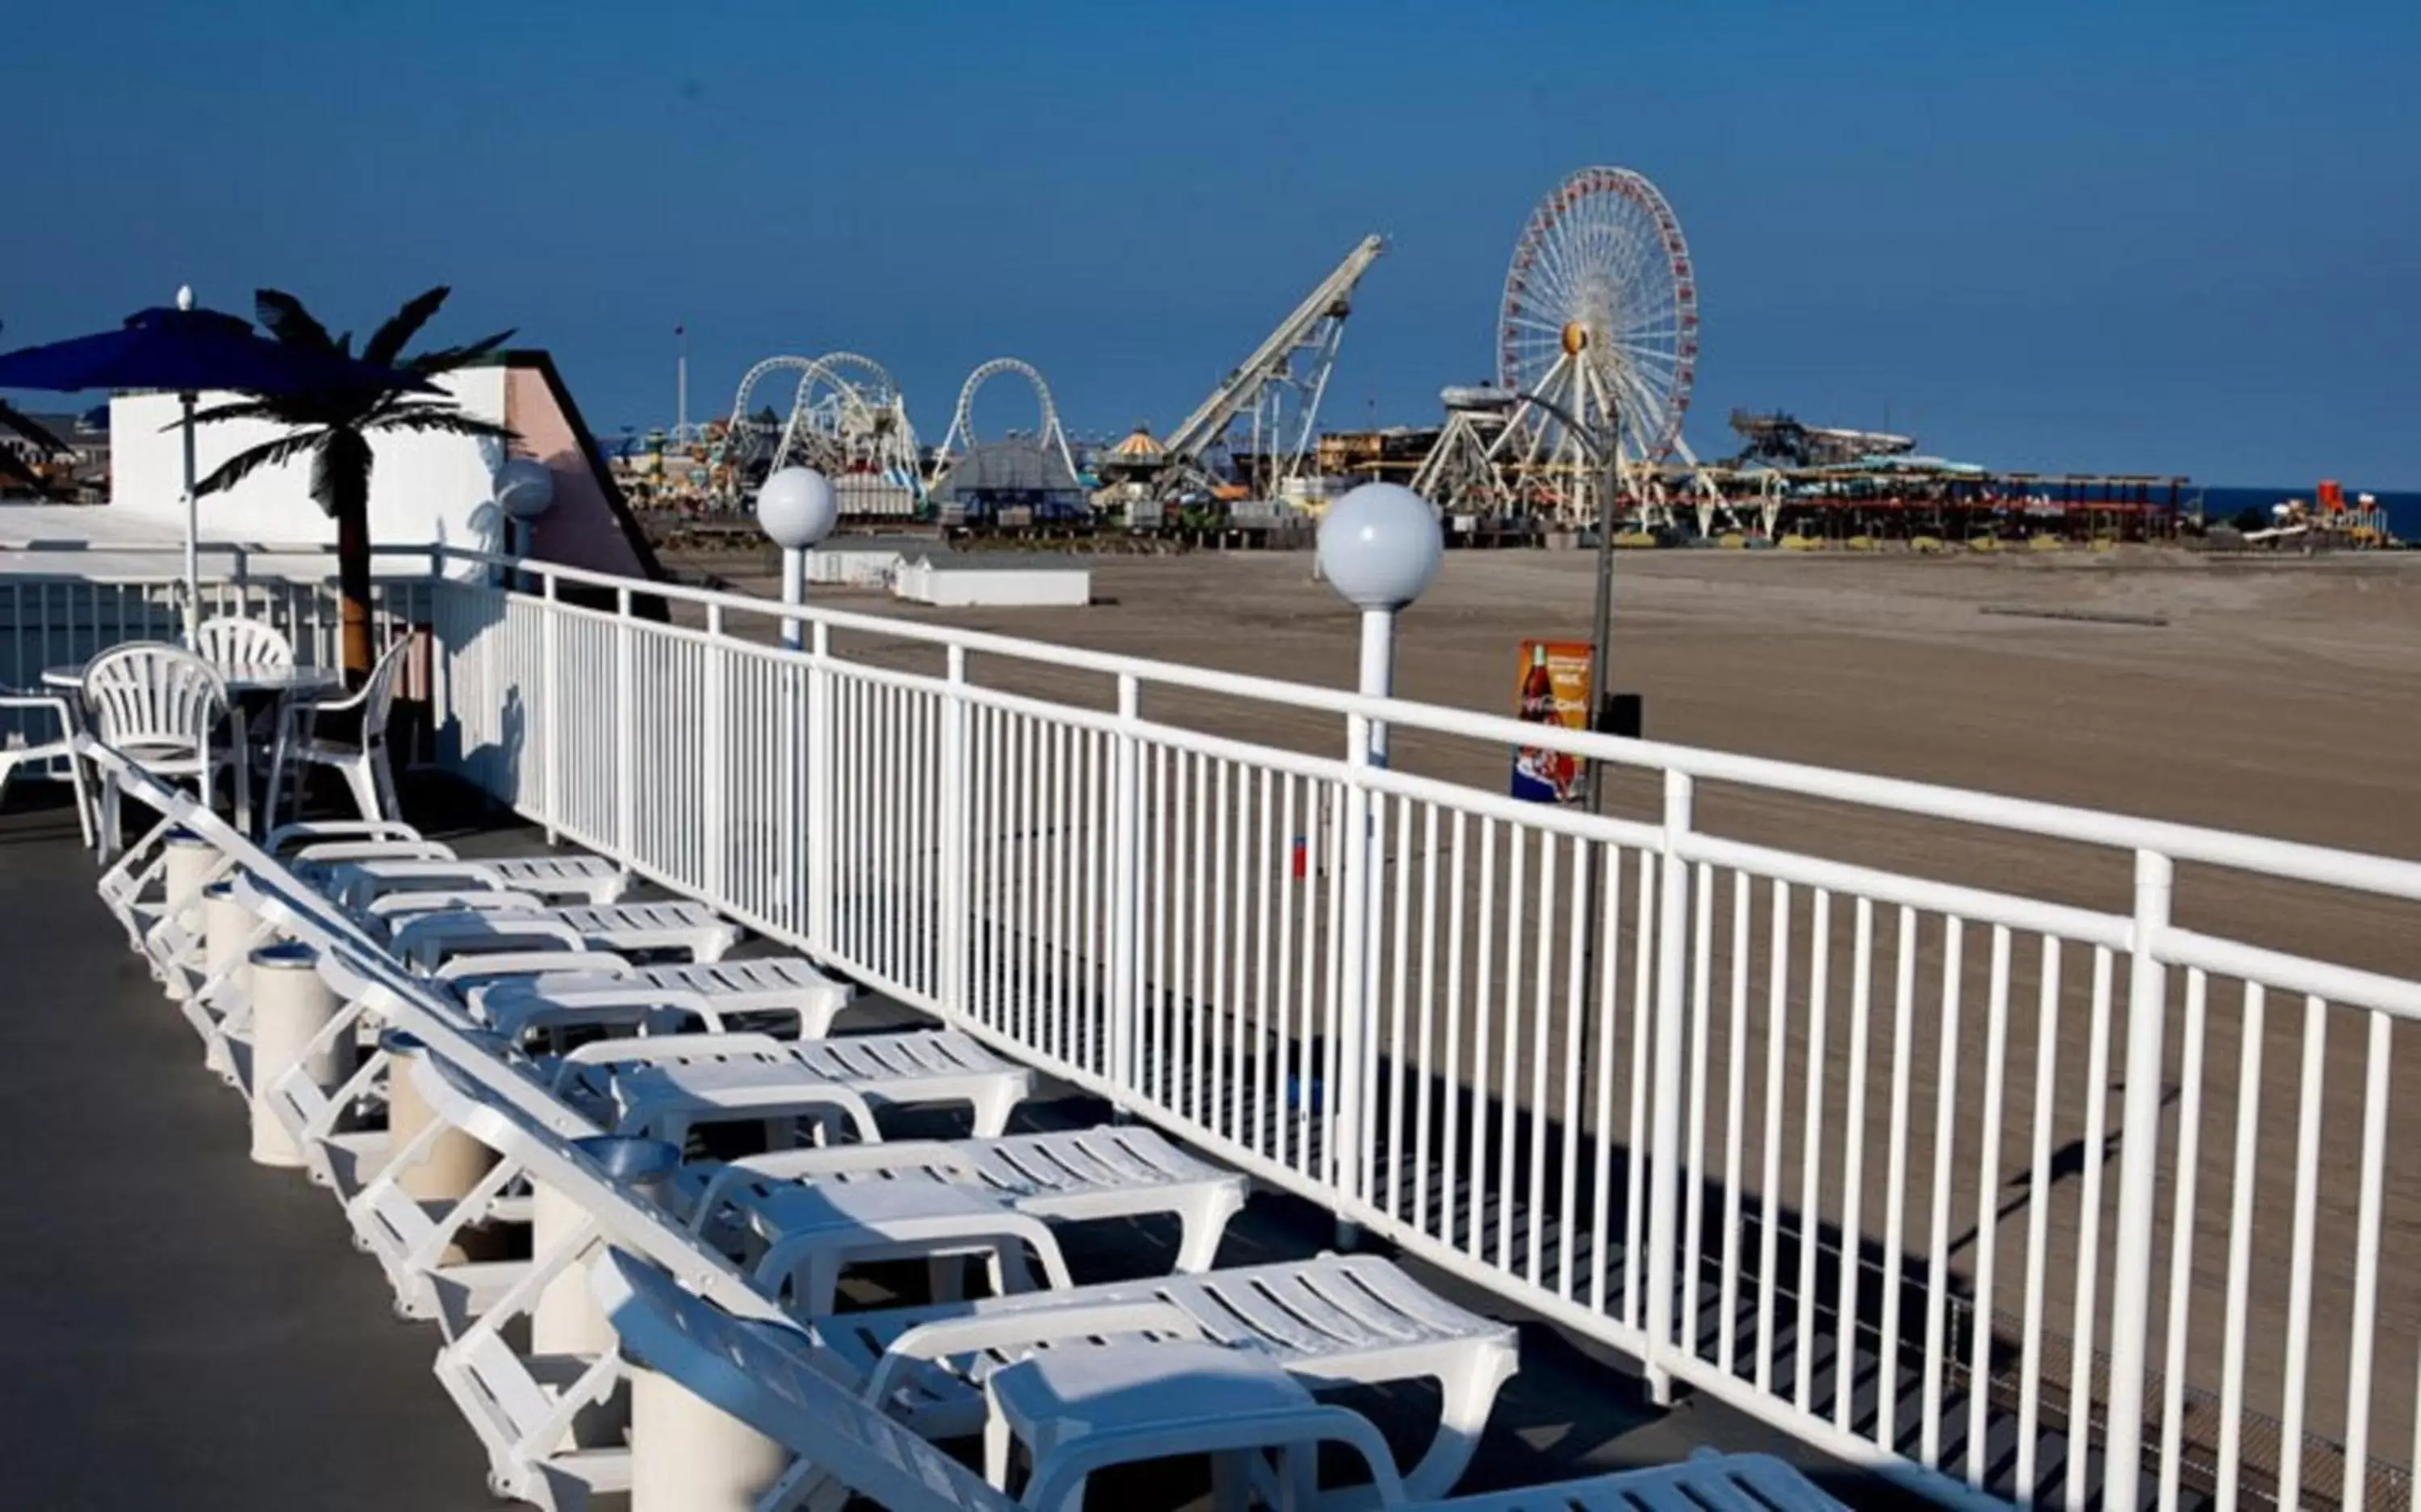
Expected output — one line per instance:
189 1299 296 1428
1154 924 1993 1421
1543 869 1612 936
21 543 2414 1510
0 545 437 750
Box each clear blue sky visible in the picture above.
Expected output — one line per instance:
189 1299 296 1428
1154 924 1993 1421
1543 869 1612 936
6 1 2415 487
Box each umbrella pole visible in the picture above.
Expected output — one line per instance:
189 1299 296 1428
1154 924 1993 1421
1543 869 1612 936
180 390 199 642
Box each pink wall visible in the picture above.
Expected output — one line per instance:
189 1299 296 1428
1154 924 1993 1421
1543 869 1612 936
504 364 655 578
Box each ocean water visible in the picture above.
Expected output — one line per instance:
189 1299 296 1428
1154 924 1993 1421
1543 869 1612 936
2199 484 2419 541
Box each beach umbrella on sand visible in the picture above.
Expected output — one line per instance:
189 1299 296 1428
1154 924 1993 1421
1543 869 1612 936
0 288 435 637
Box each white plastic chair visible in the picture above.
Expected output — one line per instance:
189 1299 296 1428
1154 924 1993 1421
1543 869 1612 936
266 633 412 824
0 689 94 847
191 615 295 675
82 642 245 847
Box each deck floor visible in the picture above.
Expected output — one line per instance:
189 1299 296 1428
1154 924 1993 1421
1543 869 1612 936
0 779 1923 1510
0 789 493 1510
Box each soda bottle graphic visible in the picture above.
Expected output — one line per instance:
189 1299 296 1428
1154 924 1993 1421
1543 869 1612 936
1516 644 1557 795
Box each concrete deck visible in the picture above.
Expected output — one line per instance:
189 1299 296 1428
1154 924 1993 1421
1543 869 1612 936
0 787 492 1510
0 778 1921 1510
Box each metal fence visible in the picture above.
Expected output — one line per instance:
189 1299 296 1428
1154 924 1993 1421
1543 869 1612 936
86 545 2420 1511
0 549 435 753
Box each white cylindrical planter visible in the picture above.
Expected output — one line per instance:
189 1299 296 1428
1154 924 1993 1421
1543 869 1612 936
533 1136 682 1355
630 1366 787 1512
202 879 257 1003
247 942 353 1167
161 831 216 996
381 1030 500 1212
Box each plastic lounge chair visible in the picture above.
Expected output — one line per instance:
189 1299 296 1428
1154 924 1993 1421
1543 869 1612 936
479 983 730 1054
593 1251 1847 1512
470 955 855 1040
324 854 629 908
383 897 742 965
813 1251 1518 1501
256 945 641 1196
399 1053 1288 1512
556 1030 1033 1142
594 1247 1027 1512
264 633 412 824
387 1059 783 1511
266 817 630 904
0 688 94 848
685 1124 1248 1276
982 1338 1398 1507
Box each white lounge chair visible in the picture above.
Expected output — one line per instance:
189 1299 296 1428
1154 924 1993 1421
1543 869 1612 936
556 1030 1033 1143
406 1048 1509 1512
266 817 630 904
592 1251 1846 1512
471 955 855 1039
814 1251 1516 1500
388 902 741 971
684 1125 1248 1276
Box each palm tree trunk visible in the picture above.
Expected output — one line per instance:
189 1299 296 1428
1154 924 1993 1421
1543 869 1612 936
324 431 376 684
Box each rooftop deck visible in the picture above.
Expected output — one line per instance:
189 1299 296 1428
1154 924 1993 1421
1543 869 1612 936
0 778 1921 1510
6 544 2417 1509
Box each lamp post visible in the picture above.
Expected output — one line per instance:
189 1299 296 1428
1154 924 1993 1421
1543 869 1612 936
1505 387 1626 804
757 466 838 934
755 466 838 648
1316 482 1443 1247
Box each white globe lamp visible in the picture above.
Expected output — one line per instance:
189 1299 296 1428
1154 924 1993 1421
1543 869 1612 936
756 466 837 649
495 457 557 522
1315 481 1443 760
1317 482 1442 612
755 466 838 551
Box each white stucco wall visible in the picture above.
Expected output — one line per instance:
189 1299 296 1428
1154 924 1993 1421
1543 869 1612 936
110 368 511 566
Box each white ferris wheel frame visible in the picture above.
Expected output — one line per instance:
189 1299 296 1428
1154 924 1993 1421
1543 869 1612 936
1496 165 1700 467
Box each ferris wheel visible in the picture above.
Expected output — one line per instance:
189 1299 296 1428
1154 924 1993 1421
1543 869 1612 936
1496 166 1699 471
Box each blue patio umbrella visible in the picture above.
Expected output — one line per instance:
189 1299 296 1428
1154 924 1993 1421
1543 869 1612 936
0 288 437 636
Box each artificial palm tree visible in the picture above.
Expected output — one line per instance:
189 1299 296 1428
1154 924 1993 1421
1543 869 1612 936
193 287 518 680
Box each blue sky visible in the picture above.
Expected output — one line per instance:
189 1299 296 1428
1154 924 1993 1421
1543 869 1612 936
5 1 2415 486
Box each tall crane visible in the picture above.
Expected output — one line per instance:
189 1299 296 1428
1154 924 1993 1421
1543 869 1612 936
1159 234 1385 495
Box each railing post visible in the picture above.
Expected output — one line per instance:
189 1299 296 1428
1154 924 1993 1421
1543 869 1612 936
1644 768 1694 1405
1108 674 1140 1113
805 620 834 959
614 585 635 873
2102 847 2174 1510
701 603 726 902
938 646 968 1013
535 572 560 841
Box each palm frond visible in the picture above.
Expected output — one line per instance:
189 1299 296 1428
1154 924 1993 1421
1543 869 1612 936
253 289 337 353
334 330 353 357
195 429 327 497
363 406 521 445
362 287 451 369
408 328 515 374
0 402 69 453
178 398 300 428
